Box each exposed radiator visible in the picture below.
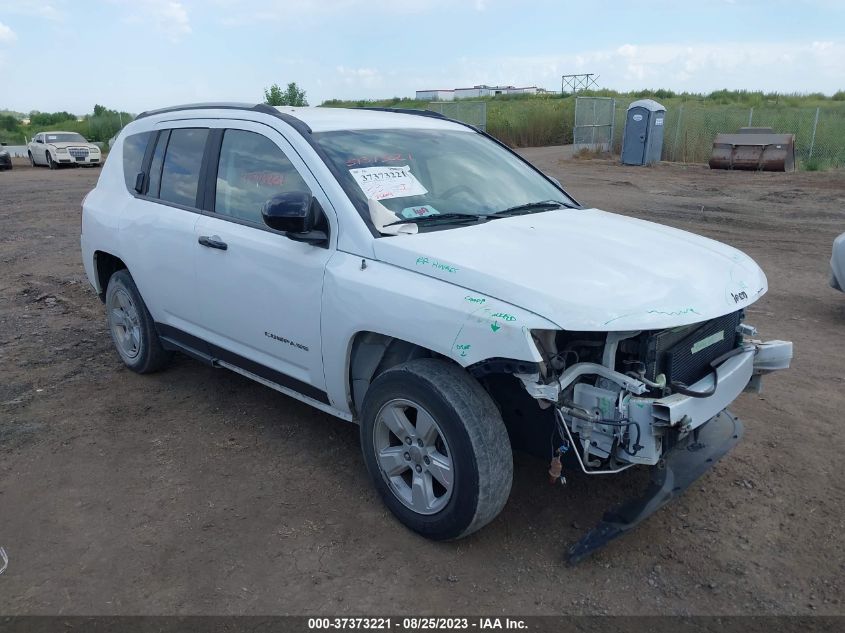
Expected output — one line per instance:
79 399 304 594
643 310 743 386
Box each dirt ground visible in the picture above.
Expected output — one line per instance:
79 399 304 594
1 151 843 616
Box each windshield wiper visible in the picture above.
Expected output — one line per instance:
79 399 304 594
382 201 574 228
487 200 574 218
383 213 486 227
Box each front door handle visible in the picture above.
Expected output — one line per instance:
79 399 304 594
198 235 228 250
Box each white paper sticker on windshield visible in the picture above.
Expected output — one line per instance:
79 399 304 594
349 165 428 201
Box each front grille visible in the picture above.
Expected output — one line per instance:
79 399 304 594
643 310 743 386
68 147 89 159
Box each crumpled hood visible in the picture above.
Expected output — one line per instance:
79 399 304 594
372 208 768 331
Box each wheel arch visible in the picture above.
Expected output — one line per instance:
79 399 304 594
93 250 128 301
347 331 440 419
345 329 543 421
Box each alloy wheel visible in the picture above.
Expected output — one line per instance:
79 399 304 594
373 398 454 515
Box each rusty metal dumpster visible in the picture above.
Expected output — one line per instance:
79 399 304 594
709 132 796 171
737 127 774 134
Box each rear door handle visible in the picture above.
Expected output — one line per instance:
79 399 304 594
198 235 228 250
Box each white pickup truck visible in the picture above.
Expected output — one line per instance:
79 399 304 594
80 103 792 562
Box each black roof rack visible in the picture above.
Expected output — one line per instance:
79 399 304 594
135 102 447 126
135 102 282 120
356 107 446 119
133 102 314 133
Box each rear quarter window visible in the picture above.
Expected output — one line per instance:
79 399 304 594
122 131 153 193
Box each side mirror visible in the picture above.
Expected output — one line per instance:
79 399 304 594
547 175 563 188
262 192 328 245
36 139 44 144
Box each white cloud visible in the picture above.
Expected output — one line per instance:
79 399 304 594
0 21 17 44
0 1 63 20
212 0 488 25
411 41 845 96
122 0 192 41
336 65 383 88
296 39 843 103
154 1 192 40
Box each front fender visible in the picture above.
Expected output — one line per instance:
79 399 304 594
320 252 557 414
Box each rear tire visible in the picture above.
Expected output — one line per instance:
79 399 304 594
105 270 171 373
360 358 513 540
28 152 35 167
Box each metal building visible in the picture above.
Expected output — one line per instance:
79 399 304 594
621 99 666 166
415 89 455 102
417 85 541 100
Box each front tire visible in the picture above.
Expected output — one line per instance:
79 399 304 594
105 270 171 373
360 358 513 540
47 152 56 170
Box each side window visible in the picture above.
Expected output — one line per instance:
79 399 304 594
214 129 310 224
159 128 208 208
122 131 153 193
146 130 169 198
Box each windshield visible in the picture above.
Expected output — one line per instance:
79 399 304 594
312 128 575 229
44 133 87 144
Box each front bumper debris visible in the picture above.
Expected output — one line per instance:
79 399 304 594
567 409 743 565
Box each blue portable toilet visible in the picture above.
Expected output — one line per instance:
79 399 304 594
621 99 666 165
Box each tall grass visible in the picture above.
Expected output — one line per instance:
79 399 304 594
323 90 845 168
486 97 570 146
1 112 133 144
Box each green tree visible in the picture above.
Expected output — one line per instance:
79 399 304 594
0 114 19 131
264 82 308 107
29 111 76 127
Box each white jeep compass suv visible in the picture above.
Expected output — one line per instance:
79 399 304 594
81 103 792 562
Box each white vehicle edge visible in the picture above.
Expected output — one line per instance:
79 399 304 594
80 103 793 562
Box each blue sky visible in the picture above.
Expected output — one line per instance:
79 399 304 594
0 0 843 114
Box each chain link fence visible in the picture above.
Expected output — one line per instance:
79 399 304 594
608 102 845 169
426 101 487 131
573 97 615 152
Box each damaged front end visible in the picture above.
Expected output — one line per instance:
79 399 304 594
515 310 792 563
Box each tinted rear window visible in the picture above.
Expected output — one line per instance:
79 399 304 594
122 131 153 192
159 128 208 208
